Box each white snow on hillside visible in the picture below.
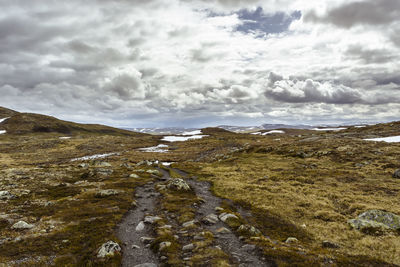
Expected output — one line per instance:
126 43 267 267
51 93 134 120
162 135 208 142
364 136 400 143
0 130 6 134
263 130 285 135
181 130 202 136
71 152 118 161
0 117 9 123
139 144 169 153
312 127 347 131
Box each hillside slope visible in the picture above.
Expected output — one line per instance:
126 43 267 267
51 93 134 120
0 107 144 136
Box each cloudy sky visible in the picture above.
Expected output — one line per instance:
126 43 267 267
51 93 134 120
0 0 399 127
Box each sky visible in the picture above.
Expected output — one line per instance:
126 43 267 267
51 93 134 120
0 0 399 127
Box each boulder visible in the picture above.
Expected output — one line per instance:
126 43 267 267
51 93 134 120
97 241 121 258
348 209 400 234
237 224 262 237
167 179 191 191
202 214 219 225
0 191 15 200
11 221 34 230
393 169 400 179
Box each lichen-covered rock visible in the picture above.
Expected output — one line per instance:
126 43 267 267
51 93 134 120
97 241 121 258
0 191 15 200
95 189 119 197
167 178 191 191
237 224 262 237
393 169 400 179
11 221 34 230
348 209 400 234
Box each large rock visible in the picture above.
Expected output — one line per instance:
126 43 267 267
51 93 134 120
202 214 219 225
97 241 121 258
11 221 34 230
0 191 15 200
218 213 239 223
237 224 262 237
348 209 400 234
393 169 400 179
167 179 191 191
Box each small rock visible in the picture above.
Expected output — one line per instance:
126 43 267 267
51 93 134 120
144 216 162 224
322 240 340 249
129 174 140 179
136 221 145 232
393 169 400 179
167 178 191 191
78 163 89 168
94 161 112 167
215 207 224 212
219 213 239 223
11 221 34 230
285 237 299 243
97 241 121 258
0 191 15 200
140 237 155 244
146 169 161 175
159 241 172 251
160 256 168 261
182 220 197 228
202 214 219 225
132 245 140 249
216 227 231 234
158 225 172 230
182 243 195 251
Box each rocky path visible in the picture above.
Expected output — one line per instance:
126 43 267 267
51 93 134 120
116 167 272 267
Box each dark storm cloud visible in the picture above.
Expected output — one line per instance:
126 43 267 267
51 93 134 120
236 7 301 34
305 0 400 28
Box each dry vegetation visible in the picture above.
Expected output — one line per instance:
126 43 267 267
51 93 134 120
0 107 399 266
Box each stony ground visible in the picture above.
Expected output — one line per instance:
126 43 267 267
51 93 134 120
0 122 400 266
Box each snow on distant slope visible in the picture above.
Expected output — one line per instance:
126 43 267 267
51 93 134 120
162 135 208 142
364 136 400 143
71 152 118 161
263 130 285 135
312 127 347 131
138 144 169 153
181 130 202 136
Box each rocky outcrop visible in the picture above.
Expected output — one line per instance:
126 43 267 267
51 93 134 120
0 191 15 200
348 209 400 234
97 241 121 258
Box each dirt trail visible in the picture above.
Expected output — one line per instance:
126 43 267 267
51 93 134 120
116 181 160 267
117 167 272 267
172 168 271 267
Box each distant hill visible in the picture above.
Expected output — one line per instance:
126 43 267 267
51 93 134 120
0 107 146 136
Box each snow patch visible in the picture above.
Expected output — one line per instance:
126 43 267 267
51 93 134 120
161 162 174 166
0 130 6 135
161 135 208 142
251 132 261 135
312 127 347 131
262 130 285 135
364 136 400 143
59 137 71 140
71 152 118 161
181 130 202 136
139 144 169 153
354 125 366 128
0 117 9 123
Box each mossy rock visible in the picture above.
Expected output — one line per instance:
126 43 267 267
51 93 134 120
348 209 400 234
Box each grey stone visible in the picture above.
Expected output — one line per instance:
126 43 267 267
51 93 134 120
136 221 145 232
0 191 15 200
144 216 162 224
96 189 119 197
219 213 239 223
182 243 195 251
11 221 34 230
167 178 191 191
140 237 155 244
393 169 400 179
348 209 400 234
97 241 121 258
202 214 219 225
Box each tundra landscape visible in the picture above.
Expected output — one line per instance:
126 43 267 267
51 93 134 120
1 0 400 266
0 106 399 266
